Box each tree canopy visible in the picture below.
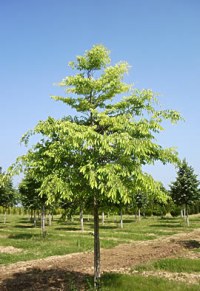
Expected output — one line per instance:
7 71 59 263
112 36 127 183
170 159 200 220
12 44 182 288
0 168 16 211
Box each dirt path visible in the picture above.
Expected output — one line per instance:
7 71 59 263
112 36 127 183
0 228 200 290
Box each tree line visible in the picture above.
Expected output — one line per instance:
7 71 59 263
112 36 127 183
1 159 199 223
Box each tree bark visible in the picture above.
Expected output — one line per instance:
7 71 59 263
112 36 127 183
186 205 190 226
34 210 37 227
80 208 84 231
94 194 100 289
138 208 141 221
3 208 7 224
41 205 46 237
120 208 123 228
183 207 186 221
48 213 52 226
102 212 105 225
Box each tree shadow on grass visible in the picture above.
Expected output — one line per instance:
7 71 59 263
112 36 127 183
0 268 92 291
190 218 200 222
14 225 34 229
57 221 78 226
100 225 118 230
123 219 135 223
149 224 182 228
18 218 32 223
55 227 81 231
179 240 200 249
8 233 40 240
158 218 180 223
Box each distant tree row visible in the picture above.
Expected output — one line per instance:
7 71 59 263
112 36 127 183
1 158 199 229
3 160 195 230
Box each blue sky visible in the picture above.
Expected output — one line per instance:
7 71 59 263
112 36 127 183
0 0 200 187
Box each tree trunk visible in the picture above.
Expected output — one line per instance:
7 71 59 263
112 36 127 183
80 208 84 231
3 208 7 224
120 209 123 228
48 213 52 226
34 210 37 227
94 195 100 289
41 205 46 237
181 209 183 218
102 212 105 225
138 208 141 221
183 207 186 221
186 205 190 226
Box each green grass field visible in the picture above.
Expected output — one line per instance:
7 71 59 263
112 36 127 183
98 273 200 291
0 213 199 265
0 213 199 290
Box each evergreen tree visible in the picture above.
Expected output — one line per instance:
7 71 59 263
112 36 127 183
170 159 200 225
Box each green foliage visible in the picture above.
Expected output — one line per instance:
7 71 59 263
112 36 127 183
11 45 182 286
0 168 17 208
13 44 181 207
170 159 200 207
18 173 47 210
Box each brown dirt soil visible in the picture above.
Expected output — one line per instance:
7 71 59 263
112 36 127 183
0 228 200 290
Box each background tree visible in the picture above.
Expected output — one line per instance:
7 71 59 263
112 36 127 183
19 173 49 235
0 168 17 223
170 159 200 226
134 192 148 220
12 45 181 289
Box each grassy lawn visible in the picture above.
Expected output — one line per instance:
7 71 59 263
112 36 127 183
0 213 200 290
136 257 200 273
97 273 200 291
0 213 199 265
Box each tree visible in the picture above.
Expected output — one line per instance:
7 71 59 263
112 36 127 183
134 192 147 220
170 159 200 226
19 173 49 235
12 45 181 289
0 168 17 223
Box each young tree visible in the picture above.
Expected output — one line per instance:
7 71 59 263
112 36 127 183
19 174 48 235
170 159 200 226
134 192 147 221
12 45 181 288
0 168 17 223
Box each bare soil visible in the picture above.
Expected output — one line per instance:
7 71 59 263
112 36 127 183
0 228 200 290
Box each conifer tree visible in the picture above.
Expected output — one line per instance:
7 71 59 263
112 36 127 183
170 159 200 226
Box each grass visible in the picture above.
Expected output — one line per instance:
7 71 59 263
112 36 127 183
86 273 200 291
136 258 200 273
0 213 200 290
0 213 199 265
